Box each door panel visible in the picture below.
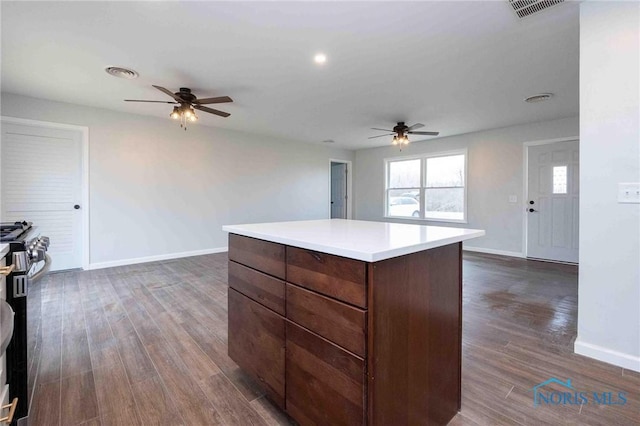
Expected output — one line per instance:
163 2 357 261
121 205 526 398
285 321 365 426
1 122 83 270
228 289 285 409
527 140 579 263
331 162 347 219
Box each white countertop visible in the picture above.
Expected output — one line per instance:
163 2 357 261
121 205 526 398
0 244 9 259
223 219 485 262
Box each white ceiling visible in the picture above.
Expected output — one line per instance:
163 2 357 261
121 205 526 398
1 1 579 149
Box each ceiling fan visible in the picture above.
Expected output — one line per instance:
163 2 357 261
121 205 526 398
369 122 439 145
125 85 233 130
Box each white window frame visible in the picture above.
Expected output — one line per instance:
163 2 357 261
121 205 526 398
384 149 468 223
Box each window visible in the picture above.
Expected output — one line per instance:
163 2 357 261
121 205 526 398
552 166 567 194
386 151 466 222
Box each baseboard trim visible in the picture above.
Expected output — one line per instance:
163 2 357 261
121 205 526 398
88 247 228 270
463 246 525 258
574 339 640 372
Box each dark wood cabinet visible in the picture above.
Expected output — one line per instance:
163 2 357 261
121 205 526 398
229 260 285 316
227 288 285 409
286 246 367 308
286 321 366 426
286 283 366 358
367 243 462 425
228 234 286 279
227 234 462 425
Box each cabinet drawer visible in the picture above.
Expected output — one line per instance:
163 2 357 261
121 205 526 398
229 261 285 315
228 289 285 409
228 234 285 279
286 322 365 426
286 247 366 308
286 284 366 358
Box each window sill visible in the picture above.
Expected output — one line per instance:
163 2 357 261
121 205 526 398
384 215 468 225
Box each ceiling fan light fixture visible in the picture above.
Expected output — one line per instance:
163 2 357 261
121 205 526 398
370 122 438 146
125 85 233 131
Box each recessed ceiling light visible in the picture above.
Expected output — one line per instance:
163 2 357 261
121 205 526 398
105 66 139 79
525 93 553 103
314 53 327 64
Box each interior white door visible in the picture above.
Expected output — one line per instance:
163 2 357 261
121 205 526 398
526 140 579 263
331 162 347 219
1 122 83 271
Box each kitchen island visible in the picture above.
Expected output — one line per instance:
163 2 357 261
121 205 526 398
222 219 484 425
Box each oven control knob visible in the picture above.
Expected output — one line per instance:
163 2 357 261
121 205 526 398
28 238 39 250
29 239 44 251
36 237 50 250
29 248 46 263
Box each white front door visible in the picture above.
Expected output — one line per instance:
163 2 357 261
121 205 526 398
526 140 579 263
331 162 347 219
1 121 84 271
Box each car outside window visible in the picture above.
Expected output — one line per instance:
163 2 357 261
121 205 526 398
385 151 466 222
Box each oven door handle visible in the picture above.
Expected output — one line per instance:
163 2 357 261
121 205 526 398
0 264 15 276
29 254 51 283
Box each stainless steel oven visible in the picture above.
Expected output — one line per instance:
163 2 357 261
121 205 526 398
0 222 50 425
1 255 16 426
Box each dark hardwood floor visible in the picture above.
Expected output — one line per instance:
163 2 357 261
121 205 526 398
26 252 639 425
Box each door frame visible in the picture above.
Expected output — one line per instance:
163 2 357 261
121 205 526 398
522 136 579 260
329 159 352 219
1 116 90 270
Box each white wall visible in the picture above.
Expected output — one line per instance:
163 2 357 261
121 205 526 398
1 93 354 268
576 2 640 371
354 116 578 256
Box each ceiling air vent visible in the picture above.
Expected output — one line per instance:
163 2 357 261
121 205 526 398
525 93 553 103
508 0 564 19
105 66 139 79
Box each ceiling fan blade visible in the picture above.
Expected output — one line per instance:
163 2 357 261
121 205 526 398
406 123 425 131
408 131 440 136
194 96 233 105
194 104 230 117
368 133 395 139
371 127 393 132
124 99 178 103
152 85 183 102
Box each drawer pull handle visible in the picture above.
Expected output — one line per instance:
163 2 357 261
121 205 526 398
0 398 18 424
310 252 322 262
0 265 15 276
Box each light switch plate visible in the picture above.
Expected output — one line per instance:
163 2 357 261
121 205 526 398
618 182 640 204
